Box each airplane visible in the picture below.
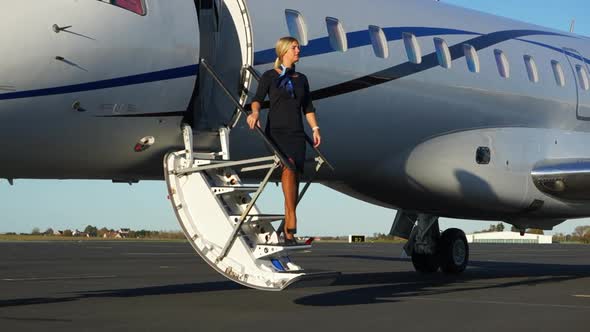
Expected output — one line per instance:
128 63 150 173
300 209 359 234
2 0 590 290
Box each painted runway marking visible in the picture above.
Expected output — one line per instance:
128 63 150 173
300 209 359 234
573 295 590 298
1 275 117 282
404 297 590 309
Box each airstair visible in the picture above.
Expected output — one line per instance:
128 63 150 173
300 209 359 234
164 60 337 291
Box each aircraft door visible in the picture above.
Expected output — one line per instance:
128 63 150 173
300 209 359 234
193 0 253 131
563 48 590 119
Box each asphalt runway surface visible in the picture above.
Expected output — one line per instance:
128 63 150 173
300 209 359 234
1 241 589 331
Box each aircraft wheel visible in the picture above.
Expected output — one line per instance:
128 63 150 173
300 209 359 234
438 228 469 274
411 252 439 273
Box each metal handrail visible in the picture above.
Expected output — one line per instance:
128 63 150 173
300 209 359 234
199 59 297 172
245 65 261 82
244 65 335 172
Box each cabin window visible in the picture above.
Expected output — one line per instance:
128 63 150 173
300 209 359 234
434 38 451 69
494 49 510 78
369 25 389 59
476 147 491 165
551 60 566 87
285 10 308 46
463 44 480 73
326 17 348 52
403 33 422 64
576 65 590 90
100 0 147 15
524 55 539 83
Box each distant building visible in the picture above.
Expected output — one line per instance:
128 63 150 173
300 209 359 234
72 230 90 237
103 231 118 239
466 232 552 244
54 230 64 236
115 228 131 239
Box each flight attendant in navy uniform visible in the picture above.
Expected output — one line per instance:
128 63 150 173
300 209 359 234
247 36 321 245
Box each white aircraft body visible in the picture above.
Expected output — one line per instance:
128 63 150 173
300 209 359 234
2 0 590 290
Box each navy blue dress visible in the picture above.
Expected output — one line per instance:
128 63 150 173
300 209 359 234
252 69 315 172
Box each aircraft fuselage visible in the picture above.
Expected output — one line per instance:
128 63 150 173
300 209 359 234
3 0 590 228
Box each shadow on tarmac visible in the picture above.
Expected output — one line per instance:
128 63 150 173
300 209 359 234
0 281 244 308
1 259 589 308
294 255 590 306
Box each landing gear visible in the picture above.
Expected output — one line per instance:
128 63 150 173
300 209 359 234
404 214 469 274
411 253 439 273
438 228 469 274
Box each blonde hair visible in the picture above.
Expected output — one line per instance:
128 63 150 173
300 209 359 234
274 36 300 69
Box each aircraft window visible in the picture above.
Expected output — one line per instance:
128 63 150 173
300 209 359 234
576 65 590 90
434 38 451 69
494 49 510 78
463 44 480 73
524 55 539 83
326 17 348 52
369 25 389 59
403 33 422 64
285 10 308 46
476 147 491 165
99 0 147 15
551 60 566 87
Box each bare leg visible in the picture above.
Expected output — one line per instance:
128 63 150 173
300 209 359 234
281 166 299 240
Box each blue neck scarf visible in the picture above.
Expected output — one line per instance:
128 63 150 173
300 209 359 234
277 64 296 98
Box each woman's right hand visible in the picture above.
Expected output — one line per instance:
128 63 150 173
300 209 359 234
247 111 260 130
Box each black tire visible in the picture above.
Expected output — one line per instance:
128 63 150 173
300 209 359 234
438 228 469 274
411 252 439 273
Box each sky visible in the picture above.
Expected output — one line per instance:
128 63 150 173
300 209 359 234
1 0 590 236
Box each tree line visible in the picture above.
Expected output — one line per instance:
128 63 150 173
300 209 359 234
476 223 544 234
553 225 590 244
22 225 185 239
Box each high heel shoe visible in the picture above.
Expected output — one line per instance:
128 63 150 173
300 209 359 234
283 228 298 245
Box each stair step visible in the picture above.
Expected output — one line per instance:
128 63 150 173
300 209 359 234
228 214 284 224
211 186 259 196
193 152 223 160
176 156 277 175
253 243 312 259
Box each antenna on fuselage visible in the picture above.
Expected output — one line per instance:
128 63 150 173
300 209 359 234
570 19 576 33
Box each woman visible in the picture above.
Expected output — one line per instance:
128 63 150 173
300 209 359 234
247 36 321 245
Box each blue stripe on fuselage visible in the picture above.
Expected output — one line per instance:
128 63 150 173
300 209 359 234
0 26 584 103
254 27 481 66
517 38 590 63
309 29 573 101
0 65 198 101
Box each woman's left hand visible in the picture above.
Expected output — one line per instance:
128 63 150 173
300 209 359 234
313 129 321 148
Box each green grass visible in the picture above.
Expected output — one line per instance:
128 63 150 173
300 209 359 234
0 235 187 242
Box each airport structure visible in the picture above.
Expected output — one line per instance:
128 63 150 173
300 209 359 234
466 232 552 244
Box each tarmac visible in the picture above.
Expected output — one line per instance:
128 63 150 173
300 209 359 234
1 241 590 331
